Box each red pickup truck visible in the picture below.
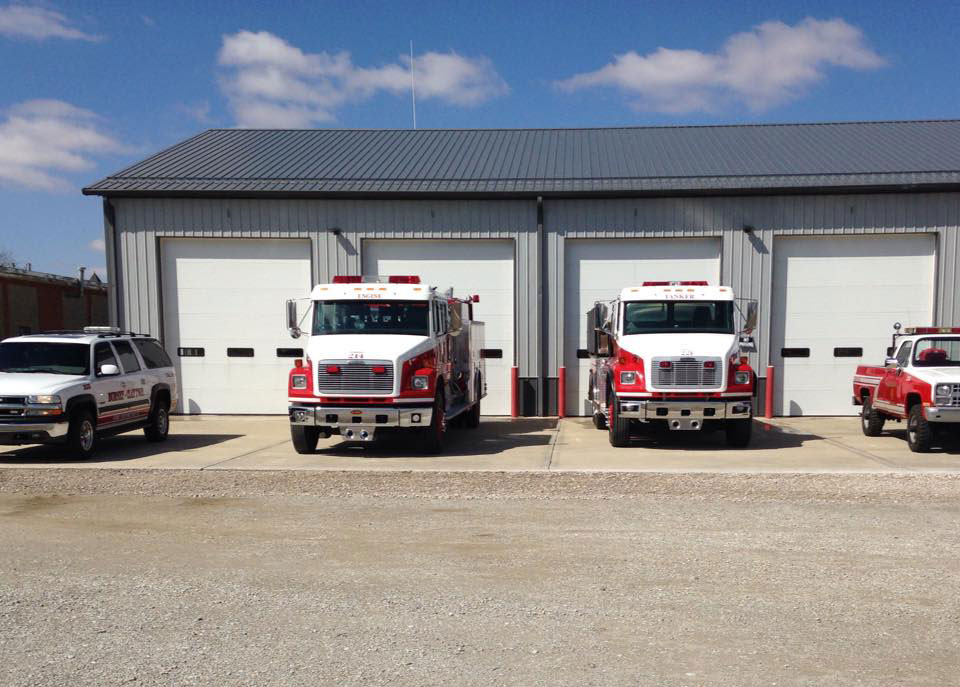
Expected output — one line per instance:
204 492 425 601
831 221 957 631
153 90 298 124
853 326 960 452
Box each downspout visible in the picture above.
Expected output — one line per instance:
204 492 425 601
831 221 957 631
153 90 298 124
537 195 546 416
103 198 120 328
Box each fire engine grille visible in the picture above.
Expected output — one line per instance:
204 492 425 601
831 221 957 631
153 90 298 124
651 357 722 389
316 360 394 394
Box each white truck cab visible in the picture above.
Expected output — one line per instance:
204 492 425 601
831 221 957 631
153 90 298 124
0 327 179 458
285 275 489 453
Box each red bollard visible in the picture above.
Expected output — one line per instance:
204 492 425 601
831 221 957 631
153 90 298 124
510 366 519 418
764 365 775 418
557 366 566 418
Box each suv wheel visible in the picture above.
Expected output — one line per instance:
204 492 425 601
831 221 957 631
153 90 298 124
144 398 170 442
67 409 97 459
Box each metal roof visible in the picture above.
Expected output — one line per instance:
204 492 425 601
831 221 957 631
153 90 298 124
83 121 960 197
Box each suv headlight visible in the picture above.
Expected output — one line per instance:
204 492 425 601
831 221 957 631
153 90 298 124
619 371 637 385
935 383 952 402
734 371 751 386
27 395 61 405
26 395 62 416
412 375 430 390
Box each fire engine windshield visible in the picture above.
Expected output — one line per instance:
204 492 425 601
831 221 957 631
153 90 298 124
913 338 960 366
312 300 430 336
622 301 735 335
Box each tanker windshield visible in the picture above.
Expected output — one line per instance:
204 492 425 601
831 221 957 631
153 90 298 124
623 301 734 335
312 300 430 336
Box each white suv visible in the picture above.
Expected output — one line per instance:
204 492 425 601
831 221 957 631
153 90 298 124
0 327 179 459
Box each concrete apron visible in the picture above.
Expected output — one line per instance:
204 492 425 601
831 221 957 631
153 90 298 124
1 415 959 473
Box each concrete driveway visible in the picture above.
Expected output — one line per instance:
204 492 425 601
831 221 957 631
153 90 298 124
2 415 960 473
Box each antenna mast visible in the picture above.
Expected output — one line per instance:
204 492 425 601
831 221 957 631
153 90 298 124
409 40 417 129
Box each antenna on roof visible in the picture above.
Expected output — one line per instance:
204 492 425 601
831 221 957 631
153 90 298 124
409 40 417 130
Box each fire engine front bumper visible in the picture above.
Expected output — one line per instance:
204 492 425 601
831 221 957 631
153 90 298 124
289 404 433 441
616 398 752 430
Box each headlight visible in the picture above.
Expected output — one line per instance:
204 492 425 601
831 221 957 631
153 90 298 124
291 375 307 390
935 383 952 401
412 375 430 390
27 395 61 405
734 371 751 386
619 371 637 385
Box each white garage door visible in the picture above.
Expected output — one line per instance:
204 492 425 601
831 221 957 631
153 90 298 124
564 238 722 415
771 234 936 416
363 240 513 415
161 239 312 414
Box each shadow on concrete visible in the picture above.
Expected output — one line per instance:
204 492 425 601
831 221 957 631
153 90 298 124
587 418 826 451
883 428 960 455
0 434 243 465
318 418 557 458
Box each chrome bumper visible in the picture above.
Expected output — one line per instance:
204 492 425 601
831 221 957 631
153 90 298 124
0 420 69 443
289 405 433 440
924 406 960 423
617 399 752 430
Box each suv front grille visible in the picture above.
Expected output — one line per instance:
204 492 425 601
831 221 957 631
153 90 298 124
0 397 27 417
652 357 722 389
316 360 394 394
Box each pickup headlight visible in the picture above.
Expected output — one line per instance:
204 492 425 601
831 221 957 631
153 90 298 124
27 395 61 405
291 374 307 390
734 371 751 386
619 371 638 385
412 375 430 390
935 383 953 402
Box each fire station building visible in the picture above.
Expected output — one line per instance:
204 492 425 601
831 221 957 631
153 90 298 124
83 121 960 417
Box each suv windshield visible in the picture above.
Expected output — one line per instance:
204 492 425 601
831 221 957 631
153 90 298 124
312 300 430 336
623 301 735 335
0 342 90 375
913 337 960 367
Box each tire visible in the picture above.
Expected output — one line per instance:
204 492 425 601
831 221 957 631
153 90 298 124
607 394 631 447
420 389 446 454
725 418 753 448
592 411 607 430
144 398 170 442
860 398 885 437
463 380 481 429
906 404 931 453
66 409 97 460
291 425 320 454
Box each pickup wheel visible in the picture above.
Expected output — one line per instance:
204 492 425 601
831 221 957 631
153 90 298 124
607 395 631 447
860 398 885 437
144 398 170 442
906 404 932 453
291 425 320 454
420 389 446 454
725 418 753 448
66 408 97 460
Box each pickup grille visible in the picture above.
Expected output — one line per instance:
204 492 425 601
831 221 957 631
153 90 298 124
316 360 394 394
940 383 960 407
652 357 722 389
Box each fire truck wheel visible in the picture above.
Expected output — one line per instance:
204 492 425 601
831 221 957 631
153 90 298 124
290 425 320 454
725 419 753 448
607 395 631 447
592 411 607 429
906 404 931 453
860 398 885 437
420 389 446 453
464 381 481 429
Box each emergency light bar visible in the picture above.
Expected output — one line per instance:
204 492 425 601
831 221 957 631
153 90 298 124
642 280 709 286
904 327 960 334
332 275 422 284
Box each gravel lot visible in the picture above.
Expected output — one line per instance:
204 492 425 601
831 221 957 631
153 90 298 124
2 469 959 686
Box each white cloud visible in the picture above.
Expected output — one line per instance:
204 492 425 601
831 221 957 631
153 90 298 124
88 238 105 252
176 100 212 124
556 18 885 113
0 4 101 41
218 30 509 127
0 99 126 191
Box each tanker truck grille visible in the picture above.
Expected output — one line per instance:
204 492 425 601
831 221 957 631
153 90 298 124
316 360 394 394
652 357 722 389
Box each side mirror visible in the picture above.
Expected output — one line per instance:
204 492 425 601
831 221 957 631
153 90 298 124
597 331 611 357
885 357 898 367
286 300 301 339
99 363 120 376
886 347 895 357
739 335 757 353
742 301 758 334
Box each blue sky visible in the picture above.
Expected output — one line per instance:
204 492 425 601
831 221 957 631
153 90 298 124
1 0 958 279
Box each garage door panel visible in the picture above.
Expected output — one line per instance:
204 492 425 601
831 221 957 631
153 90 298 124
162 239 312 414
564 238 722 416
772 234 935 416
363 239 514 416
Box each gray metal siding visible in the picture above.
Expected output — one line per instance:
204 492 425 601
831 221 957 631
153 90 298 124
110 197 540 375
546 192 960 375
